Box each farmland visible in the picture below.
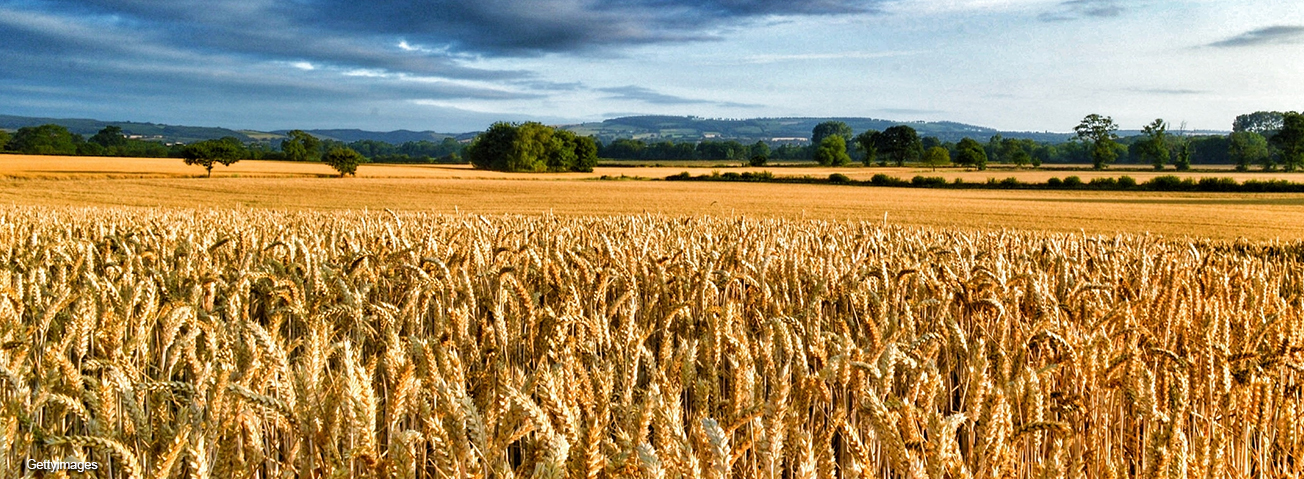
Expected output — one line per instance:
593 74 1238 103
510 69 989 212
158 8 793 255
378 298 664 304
1 154 1303 478
1 208 1301 478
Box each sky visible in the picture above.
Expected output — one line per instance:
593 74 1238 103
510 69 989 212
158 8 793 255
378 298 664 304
1 0 1302 133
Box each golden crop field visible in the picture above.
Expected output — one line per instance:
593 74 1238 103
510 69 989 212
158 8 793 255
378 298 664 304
3 154 1303 184
1 207 1302 478
4 176 1304 241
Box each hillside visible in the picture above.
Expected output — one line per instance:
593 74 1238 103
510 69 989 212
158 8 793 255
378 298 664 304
2 113 1204 146
562 116 1075 144
0 114 253 144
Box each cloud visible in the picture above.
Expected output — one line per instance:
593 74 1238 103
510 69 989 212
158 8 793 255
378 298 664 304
1126 88 1207 96
1207 26 1304 48
1038 0 1124 22
598 86 762 108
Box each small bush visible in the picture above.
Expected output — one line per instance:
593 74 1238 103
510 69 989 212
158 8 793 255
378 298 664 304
829 173 852 183
1145 175 1192 191
1047 177 1062 187
912 176 947 187
1197 177 1238 192
870 174 906 186
1063 176 1083 188
1118 176 1137 188
1000 177 1021 188
1088 177 1117 189
666 172 692 181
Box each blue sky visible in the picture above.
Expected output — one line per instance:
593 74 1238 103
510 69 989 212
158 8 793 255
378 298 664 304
1 0 1301 133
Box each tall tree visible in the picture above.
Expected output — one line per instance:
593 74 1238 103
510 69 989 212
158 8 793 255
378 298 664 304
813 135 851 166
855 130 880 166
955 137 988 170
9 124 80 155
987 134 1004 164
1075 114 1120 169
1272 111 1304 172
811 121 853 147
89 126 129 149
1138 119 1170 170
879 125 922 167
1228 131 1270 172
281 130 322 162
1233 111 1285 135
1000 138 1032 168
0 130 10 151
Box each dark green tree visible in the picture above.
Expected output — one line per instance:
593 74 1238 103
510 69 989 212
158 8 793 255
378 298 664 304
813 135 851 166
748 141 769 166
324 147 368 177
879 125 922 167
811 121 854 146
987 134 1004 164
182 138 243 177
1173 143 1192 171
9 124 80 155
466 122 596 172
855 130 880 166
0 130 10 151
1075 114 1120 169
1138 119 1170 170
955 137 988 170
1233 111 1285 135
90 126 129 150
282 130 322 162
1228 131 1270 172
922 136 942 151
1000 138 1033 168
1272 111 1304 172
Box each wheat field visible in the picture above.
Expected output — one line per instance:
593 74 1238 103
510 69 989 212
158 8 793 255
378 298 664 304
1 206 1301 478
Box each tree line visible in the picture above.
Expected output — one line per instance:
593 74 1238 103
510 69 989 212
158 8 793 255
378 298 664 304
5 110 1302 175
587 111 1304 171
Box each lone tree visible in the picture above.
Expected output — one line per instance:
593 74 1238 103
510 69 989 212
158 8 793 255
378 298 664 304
182 138 244 177
813 135 851 166
324 147 368 177
1138 119 1170 170
1228 131 1270 171
955 137 988 170
878 125 922 167
1272 111 1304 172
1075 114 1120 169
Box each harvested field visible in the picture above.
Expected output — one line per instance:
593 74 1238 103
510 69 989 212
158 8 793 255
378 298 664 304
2 177 1304 240
2 155 1303 184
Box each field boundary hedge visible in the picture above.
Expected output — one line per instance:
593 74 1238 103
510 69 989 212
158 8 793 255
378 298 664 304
665 171 1304 193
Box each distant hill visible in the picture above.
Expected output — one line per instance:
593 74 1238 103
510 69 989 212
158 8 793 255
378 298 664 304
562 116 1075 144
8 113 1234 147
273 129 471 144
0 114 254 144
